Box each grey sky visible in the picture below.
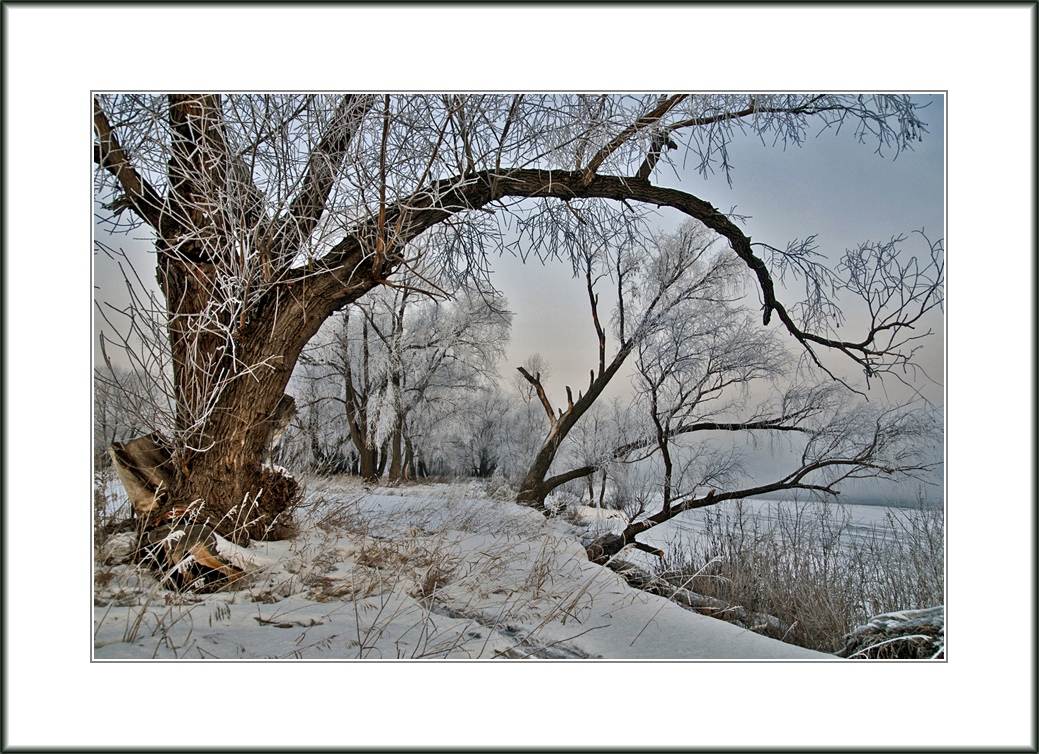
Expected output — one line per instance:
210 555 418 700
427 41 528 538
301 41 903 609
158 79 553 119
493 95 945 408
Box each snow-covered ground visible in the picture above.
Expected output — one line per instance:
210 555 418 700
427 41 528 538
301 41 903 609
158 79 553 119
93 478 831 660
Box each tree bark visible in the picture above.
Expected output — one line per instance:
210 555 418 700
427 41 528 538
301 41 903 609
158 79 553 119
340 313 381 483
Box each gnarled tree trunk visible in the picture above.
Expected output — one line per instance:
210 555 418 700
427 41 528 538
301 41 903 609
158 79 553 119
159 251 312 540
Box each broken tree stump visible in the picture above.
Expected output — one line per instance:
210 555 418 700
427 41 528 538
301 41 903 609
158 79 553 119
106 434 245 591
107 433 177 522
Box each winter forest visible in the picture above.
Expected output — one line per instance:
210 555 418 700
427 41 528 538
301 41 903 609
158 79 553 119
92 93 946 661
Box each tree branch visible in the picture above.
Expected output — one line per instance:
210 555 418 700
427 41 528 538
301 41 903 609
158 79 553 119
289 167 934 381
271 94 375 261
541 465 598 495
517 366 557 426
581 94 687 186
613 417 814 460
585 265 607 377
635 132 678 180
93 96 164 229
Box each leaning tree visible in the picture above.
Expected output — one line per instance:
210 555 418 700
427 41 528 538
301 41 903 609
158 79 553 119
94 93 938 541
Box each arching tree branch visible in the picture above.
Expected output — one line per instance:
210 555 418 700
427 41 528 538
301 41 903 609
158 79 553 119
295 168 938 381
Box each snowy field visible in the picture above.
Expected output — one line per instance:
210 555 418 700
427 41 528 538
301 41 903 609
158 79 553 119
93 477 832 660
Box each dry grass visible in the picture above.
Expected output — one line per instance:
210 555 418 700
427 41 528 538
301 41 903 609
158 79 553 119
94 475 613 659
93 475 299 657
651 497 945 654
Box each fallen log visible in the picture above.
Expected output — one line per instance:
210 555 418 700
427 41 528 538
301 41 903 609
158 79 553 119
606 559 784 634
141 521 245 592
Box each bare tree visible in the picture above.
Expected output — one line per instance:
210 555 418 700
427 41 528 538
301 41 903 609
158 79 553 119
296 307 386 479
94 93 937 540
369 278 511 482
449 388 514 478
632 296 790 516
514 222 738 506
587 399 941 564
584 293 942 563
297 264 510 483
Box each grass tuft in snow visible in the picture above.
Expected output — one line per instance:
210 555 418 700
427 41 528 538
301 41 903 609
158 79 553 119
648 497 945 654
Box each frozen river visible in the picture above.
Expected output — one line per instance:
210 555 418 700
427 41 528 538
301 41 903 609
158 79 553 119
623 496 941 567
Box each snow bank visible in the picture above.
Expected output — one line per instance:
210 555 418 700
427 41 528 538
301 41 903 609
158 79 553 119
93 479 830 660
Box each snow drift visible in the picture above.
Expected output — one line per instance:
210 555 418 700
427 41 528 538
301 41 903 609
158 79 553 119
93 478 830 660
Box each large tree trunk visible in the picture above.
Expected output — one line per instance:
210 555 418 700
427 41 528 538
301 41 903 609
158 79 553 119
156 319 303 542
146 94 339 541
168 381 300 543
155 251 318 541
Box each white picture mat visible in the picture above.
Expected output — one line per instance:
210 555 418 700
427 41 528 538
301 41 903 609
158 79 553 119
3 4 1033 750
